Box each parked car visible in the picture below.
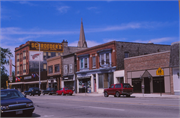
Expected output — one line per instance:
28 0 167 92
43 88 57 95
56 88 73 96
104 83 133 97
24 87 41 96
1 89 35 117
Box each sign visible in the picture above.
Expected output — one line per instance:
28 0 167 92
24 76 32 80
156 67 164 76
29 42 63 52
29 51 43 61
9 76 13 82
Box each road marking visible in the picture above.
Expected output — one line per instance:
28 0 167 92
43 115 54 117
86 106 124 111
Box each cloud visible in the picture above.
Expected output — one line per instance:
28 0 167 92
18 35 41 42
69 40 101 47
1 27 79 35
87 7 98 10
57 6 70 13
19 1 37 6
103 38 127 42
134 37 177 44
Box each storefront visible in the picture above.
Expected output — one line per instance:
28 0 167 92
61 75 76 93
47 75 61 90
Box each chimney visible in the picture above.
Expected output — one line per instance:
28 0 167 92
62 39 68 47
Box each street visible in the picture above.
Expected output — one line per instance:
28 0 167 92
26 94 180 117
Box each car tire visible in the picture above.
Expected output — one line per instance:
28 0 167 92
104 92 109 97
126 95 130 97
26 112 32 117
49 93 52 95
33 94 34 96
38 94 40 96
116 92 120 97
29 93 32 96
61 92 64 96
69 94 72 96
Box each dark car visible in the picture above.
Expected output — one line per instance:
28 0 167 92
1 89 35 117
43 88 57 95
24 87 41 96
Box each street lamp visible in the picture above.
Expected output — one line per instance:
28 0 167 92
29 40 41 90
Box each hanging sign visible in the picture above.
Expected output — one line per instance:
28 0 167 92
156 67 164 76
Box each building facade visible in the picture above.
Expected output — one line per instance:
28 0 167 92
124 51 173 94
169 42 180 95
76 41 171 93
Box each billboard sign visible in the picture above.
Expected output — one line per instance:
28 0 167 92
29 51 43 61
29 42 63 52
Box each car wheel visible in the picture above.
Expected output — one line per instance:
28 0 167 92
25 112 32 117
126 95 130 97
33 94 34 96
69 94 72 96
116 92 120 97
104 92 109 97
61 92 64 96
49 93 52 95
38 94 40 96
29 93 32 96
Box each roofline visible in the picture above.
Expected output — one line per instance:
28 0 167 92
46 56 61 61
76 41 116 54
124 50 170 60
116 41 170 46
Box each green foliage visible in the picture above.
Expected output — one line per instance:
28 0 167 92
0 47 13 88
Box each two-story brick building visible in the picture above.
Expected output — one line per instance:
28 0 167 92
76 41 170 93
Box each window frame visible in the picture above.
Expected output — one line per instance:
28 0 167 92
69 64 73 73
92 56 96 68
54 64 60 73
124 52 129 58
48 65 53 74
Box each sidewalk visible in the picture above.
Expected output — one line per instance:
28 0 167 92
74 92 180 98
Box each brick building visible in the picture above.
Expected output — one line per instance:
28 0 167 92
124 51 173 94
76 41 170 93
10 19 87 92
169 41 180 95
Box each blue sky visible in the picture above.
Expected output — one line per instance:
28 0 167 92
0 0 179 73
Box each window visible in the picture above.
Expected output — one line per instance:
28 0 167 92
69 64 73 73
55 64 60 72
92 56 96 68
23 64 26 73
17 54 19 62
23 51 26 59
43 52 47 60
80 59 83 69
84 58 87 68
101 54 104 65
111 85 114 88
115 84 121 88
51 52 56 57
48 66 53 73
98 73 114 89
124 52 129 58
43 64 47 69
48 52 51 58
64 65 68 74
106 53 109 64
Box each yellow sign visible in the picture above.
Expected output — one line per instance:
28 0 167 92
29 42 63 52
156 67 164 76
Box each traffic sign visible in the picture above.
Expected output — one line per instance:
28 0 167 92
156 67 164 76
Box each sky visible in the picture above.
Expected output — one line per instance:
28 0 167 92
0 0 179 74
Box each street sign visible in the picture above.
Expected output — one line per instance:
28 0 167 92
156 67 164 76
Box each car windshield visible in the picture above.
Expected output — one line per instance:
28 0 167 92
1 90 25 100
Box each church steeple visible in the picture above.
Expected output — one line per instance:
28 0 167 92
78 18 88 48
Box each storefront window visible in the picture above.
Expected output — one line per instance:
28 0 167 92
98 74 103 88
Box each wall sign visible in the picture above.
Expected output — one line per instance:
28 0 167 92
29 51 43 61
29 42 63 52
24 76 32 80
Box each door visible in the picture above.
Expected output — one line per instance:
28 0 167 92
144 78 150 93
153 77 165 93
132 78 142 93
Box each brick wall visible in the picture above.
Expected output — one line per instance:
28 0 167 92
47 56 61 76
116 42 171 70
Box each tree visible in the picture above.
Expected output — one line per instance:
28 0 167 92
1 47 13 88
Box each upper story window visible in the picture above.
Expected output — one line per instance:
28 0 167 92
97 48 112 67
48 66 53 73
80 59 83 68
43 52 47 60
51 52 56 57
43 64 47 70
100 54 104 65
23 51 26 59
92 56 96 68
17 54 19 62
106 53 109 64
124 52 129 58
48 52 51 58
78 54 89 70
55 64 60 72
84 58 87 68
64 65 68 75
69 64 73 73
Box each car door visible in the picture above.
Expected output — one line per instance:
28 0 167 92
108 85 114 95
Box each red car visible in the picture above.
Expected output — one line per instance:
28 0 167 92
104 83 133 97
56 88 73 96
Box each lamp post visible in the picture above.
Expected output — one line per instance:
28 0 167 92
30 40 41 90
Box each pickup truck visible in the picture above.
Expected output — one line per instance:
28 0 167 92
104 83 133 97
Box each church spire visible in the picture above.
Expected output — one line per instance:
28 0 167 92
78 18 88 48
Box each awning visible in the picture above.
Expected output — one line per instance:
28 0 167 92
9 80 47 85
77 76 91 79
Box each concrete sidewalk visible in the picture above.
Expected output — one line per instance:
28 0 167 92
74 92 180 98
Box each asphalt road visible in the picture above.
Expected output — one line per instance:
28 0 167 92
27 94 180 117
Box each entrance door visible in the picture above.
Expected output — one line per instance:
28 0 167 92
153 77 165 93
144 78 150 93
132 78 142 93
